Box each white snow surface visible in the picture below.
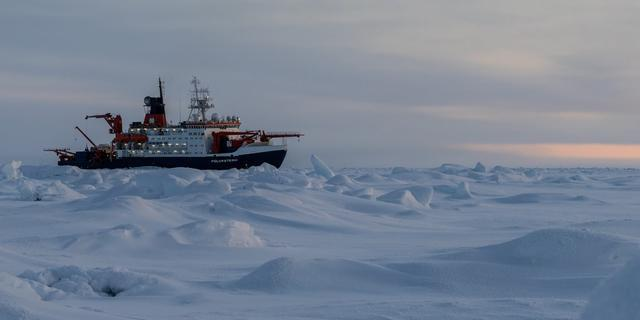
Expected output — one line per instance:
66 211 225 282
580 257 640 320
1 161 639 319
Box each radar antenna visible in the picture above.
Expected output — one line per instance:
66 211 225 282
188 76 215 122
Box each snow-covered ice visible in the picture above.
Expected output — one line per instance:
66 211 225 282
1 161 23 181
1 159 639 319
310 154 334 178
581 257 640 320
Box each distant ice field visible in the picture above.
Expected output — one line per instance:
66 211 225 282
0 159 639 319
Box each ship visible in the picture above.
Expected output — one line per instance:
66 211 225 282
46 77 303 170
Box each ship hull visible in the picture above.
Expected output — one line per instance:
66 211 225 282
59 149 287 170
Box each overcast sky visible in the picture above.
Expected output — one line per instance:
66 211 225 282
2 0 640 168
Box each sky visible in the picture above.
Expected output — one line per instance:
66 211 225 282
2 0 640 168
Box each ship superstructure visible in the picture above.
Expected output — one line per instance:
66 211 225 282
47 77 302 170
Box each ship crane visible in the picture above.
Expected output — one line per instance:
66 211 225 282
85 113 148 144
43 148 75 162
211 130 304 153
260 131 304 141
74 126 98 148
85 113 123 134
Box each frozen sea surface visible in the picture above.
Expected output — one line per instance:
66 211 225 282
1 159 639 319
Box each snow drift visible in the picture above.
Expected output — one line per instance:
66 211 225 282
167 220 265 248
441 228 638 268
0 272 41 319
61 224 146 252
2 163 639 319
376 186 433 208
326 174 359 188
107 168 230 199
17 180 84 201
581 258 640 320
230 257 437 293
493 193 596 204
19 266 169 299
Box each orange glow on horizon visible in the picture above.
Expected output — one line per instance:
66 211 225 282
461 144 640 160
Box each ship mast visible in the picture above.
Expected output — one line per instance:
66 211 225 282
158 77 164 104
188 76 214 122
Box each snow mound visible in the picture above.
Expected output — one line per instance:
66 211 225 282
117 172 190 198
17 180 42 201
0 272 47 300
344 187 377 200
62 224 145 252
433 184 457 194
393 209 425 219
41 180 85 200
523 168 539 177
483 166 533 183
0 301 33 320
20 165 82 180
165 167 207 183
201 176 233 193
390 167 411 175
113 170 230 198
442 229 638 268
491 166 516 174
581 258 640 320
0 273 43 319
449 182 474 200
493 193 595 204
247 164 309 186
310 154 334 178
247 165 286 184
17 180 84 201
570 174 592 182
377 190 423 209
1 161 23 180
220 168 240 179
82 195 185 228
405 186 434 206
223 193 299 213
7 225 147 253
19 266 166 299
436 163 468 175
326 174 358 188
230 257 433 293
167 220 264 248
544 174 593 184
377 187 432 208
354 173 387 183
75 170 104 186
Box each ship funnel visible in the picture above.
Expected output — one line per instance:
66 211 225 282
142 78 167 127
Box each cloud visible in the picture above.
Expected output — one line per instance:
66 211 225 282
459 144 640 161
2 0 640 166
463 50 555 76
410 106 607 122
0 72 132 107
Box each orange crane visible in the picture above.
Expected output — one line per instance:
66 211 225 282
85 113 148 144
85 113 123 134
